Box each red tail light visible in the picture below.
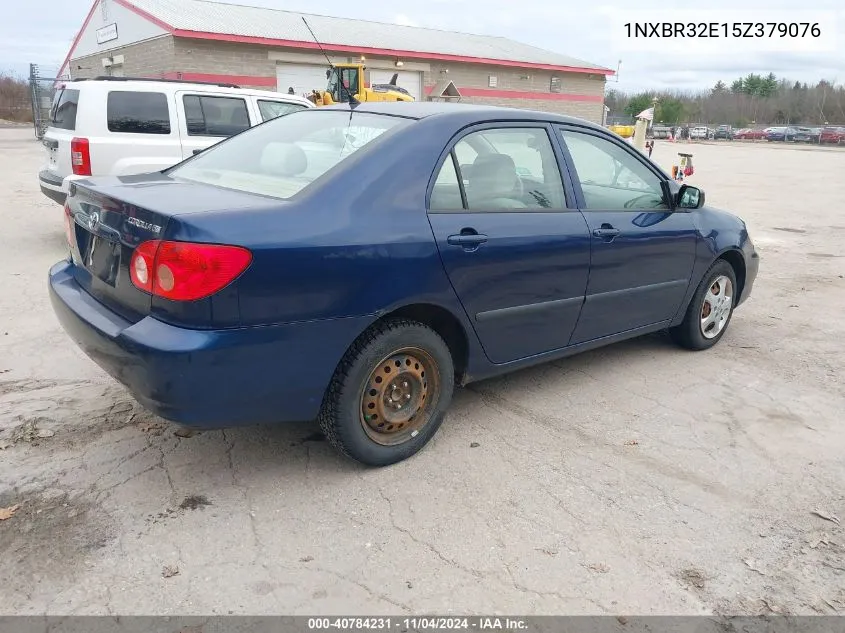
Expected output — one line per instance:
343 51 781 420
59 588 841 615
70 137 91 176
130 240 252 301
63 203 74 246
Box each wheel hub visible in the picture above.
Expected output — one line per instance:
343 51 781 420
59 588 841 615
700 276 733 339
360 349 437 445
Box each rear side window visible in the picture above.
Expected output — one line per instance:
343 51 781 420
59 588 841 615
50 88 80 131
107 91 171 134
257 100 308 122
183 95 250 137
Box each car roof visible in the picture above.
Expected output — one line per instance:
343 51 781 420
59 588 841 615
61 77 313 105
320 101 604 130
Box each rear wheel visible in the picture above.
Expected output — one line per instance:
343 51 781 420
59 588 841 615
671 260 737 350
318 319 454 466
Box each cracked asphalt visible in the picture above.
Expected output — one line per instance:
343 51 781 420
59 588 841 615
1 128 844 615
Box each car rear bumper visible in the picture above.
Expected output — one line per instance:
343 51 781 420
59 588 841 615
49 260 373 428
38 169 66 205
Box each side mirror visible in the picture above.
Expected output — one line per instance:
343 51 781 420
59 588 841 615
677 184 704 209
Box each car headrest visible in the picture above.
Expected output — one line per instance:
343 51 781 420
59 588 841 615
229 107 249 127
203 103 221 120
259 142 307 177
469 154 519 196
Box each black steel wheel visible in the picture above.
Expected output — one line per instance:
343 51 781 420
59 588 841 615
318 319 454 466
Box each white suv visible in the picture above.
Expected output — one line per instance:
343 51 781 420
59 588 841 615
38 77 314 205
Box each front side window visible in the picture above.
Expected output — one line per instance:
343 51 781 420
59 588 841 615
107 91 170 134
183 95 250 137
257 100 308 122
440 127 565 210
50 87 80 131
168 110 409 199
559 129 668 210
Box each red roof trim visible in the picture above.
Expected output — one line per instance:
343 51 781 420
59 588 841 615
425 85 604 102
112 0 174 31
57 0 103 78
170 29 615 76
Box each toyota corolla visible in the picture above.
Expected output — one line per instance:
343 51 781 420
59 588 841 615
49 102 759 466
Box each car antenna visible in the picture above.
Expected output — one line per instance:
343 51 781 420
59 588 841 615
301 16 359 108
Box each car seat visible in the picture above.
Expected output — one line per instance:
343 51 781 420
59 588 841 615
466 154 525 209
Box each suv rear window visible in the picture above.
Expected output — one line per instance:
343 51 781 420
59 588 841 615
183 95 250 137
107 91 171 134
50 88 80 131
257 100 308 122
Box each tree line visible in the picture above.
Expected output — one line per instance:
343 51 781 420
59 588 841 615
0 73 32 123
606 73 845 127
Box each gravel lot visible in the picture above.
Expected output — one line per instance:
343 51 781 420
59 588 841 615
1 128 844 616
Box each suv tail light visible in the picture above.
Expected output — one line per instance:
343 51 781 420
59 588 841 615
130 240 252 301
70 137 91 176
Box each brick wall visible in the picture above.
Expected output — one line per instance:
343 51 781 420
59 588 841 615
70 36 175 79
172 38 277 89
424 62 606 123
69 36 607 120
457 95 604 123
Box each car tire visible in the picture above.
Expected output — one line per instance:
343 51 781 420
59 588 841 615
318 318 455 467
670 260 738 351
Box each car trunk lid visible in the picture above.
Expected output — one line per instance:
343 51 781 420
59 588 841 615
65 174 283 324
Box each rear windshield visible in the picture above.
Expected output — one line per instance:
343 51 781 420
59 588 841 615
50 87 80 130
168 110 410 199
107 91 171 134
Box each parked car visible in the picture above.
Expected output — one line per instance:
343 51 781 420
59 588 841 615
651 125 672 139
690 126 715 140
38 76 314 205
820 126 845 144
734 128 767 140
791 127 818 143
50 103 759 466
766 127 794 142
714 125 733 139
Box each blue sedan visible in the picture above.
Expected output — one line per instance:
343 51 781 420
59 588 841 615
49 102 759 466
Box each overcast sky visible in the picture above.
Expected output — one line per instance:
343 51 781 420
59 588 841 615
2 0 843 93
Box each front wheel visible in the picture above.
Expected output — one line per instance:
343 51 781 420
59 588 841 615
671 260 738 350
318 319 455 466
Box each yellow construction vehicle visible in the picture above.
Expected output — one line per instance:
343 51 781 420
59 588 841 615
306 64 414 106
608 124 635 138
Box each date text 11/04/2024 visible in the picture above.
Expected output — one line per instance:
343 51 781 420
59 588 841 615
307 618 528 630
624 22 821 38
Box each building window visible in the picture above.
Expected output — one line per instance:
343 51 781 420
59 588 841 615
488 75 498 88
550 76 561 93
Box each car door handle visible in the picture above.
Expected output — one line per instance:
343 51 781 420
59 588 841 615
192 149 204 155
593 227 620 238
447 233 488 247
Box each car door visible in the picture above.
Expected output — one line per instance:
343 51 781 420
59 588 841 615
175 91 252 160
557 126 698 345
427 123 591 365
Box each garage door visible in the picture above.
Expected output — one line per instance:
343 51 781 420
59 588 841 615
276 64 329 98
369 70 422 101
